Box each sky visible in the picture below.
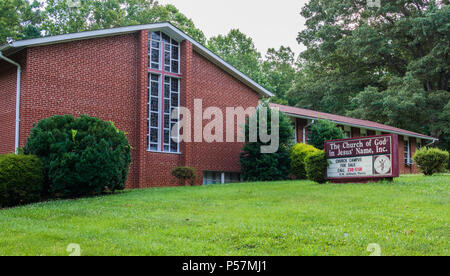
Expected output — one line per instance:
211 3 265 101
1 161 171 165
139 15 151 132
158 0 308 57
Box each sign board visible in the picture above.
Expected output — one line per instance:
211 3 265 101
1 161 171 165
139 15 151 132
325 134 399 182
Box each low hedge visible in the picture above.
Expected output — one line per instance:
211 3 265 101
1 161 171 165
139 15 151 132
305 150 328 184
171 166 197 186
0 154 44 208
413 147 449 176
290 143 320 179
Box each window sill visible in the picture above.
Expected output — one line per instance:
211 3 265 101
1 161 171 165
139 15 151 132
147 150 182 155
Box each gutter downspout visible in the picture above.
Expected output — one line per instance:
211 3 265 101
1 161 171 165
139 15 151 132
426 138 439 147
0 52 21 154
303 120 315 144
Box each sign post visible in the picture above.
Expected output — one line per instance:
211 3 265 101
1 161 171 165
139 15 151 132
325 134 399 183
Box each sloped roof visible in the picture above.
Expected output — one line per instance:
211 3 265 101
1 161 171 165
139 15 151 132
0 22 273 98
270 103 436 141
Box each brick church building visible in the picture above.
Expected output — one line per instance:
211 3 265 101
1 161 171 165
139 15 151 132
0 23 437 188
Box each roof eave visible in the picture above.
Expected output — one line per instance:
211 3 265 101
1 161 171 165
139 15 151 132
0 22 273 98
284 112 437 141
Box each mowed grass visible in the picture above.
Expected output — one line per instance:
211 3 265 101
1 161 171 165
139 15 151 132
0 175 448 256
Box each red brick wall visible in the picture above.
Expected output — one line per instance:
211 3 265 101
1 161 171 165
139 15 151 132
351 127 361 138
188 51 260 185
19 34 139 187
0 59 19 154
296 118 308 144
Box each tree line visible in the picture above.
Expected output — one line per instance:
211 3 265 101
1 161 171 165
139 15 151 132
1 0 448 152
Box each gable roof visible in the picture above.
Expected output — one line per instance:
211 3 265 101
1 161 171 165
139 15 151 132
0 22 273 98
270 103 436 141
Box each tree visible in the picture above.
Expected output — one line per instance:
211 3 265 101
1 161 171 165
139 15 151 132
0 0 42 43
262 46 297 102
240 103 294 181
288 0 450 151
208 29 263 79
308 120 344 150
38 0 206 43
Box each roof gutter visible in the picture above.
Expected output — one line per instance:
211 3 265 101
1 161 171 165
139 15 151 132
0 52 21 154
285 112 436 141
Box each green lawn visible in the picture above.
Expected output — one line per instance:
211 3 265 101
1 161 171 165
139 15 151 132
0 175 448 256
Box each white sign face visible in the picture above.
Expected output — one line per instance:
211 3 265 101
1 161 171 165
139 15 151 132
327 155 393 178
327 156 374 178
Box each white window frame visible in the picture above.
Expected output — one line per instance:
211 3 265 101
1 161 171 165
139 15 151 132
404 137 411 165
344 126 352 139
147 31 181 154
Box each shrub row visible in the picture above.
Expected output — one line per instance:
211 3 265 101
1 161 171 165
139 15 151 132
290 143 320 179
1 115 132 208
290 143 328 184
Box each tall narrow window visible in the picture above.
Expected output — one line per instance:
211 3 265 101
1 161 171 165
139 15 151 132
148 31 181 153
148 73 160 151
404 138 411 165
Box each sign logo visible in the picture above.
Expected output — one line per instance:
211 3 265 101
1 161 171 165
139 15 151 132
374 155 391 175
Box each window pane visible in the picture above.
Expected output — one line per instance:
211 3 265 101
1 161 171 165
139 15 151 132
151 41 159 49
164 99 170 113
151 74 159 82
171 78 179 91
164 52 170 67
151 32 160 41
162 33 170 44
171 93 178 106
151 98 159 111
150 128 158 143
172 46 179 59
151 50 159 63
151 63 159 69
170 141 178 152
151 82 159 96
164 115 170 129
164 130 170 144
165 65 170 72
150 143 158 151
164 84 170 98
171 61 179 73
150 113 158 127
171 39 179 46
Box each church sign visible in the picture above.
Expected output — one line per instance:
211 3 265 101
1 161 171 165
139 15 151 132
325 134 399 182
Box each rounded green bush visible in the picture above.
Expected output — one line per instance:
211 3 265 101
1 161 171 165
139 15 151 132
0 154 44 207
305 150 328 184
24 115 132 197
412 147 449 176
171 166 197 186
290 143 320 179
